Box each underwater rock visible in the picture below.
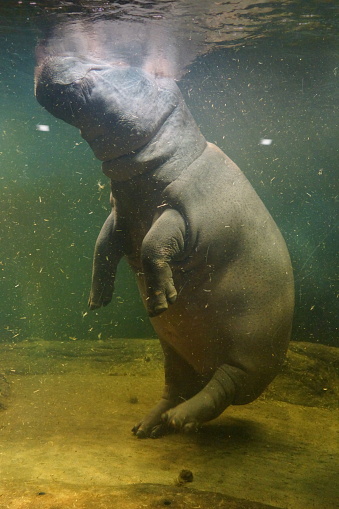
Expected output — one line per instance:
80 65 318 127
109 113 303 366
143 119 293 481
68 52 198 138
263 341 339 409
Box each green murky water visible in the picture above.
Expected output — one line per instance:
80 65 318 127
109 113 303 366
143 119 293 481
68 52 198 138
1 1 337 344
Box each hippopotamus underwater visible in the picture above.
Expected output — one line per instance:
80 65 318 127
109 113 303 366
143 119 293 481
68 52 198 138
35 56 294 438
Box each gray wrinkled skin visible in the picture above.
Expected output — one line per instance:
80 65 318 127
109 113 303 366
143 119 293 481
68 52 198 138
35 57 294 438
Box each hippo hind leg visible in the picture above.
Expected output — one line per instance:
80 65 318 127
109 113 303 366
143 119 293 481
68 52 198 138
132 341 206 438
161 360 275 433
161 365 238 433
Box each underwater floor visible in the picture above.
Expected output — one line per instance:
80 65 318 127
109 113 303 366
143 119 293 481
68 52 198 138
0 339 338 509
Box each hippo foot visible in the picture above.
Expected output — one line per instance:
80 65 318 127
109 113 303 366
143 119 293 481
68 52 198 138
132 390 221 438
132 421 172 439
88 282 114 310
144 271 177 317
88 295 112 310
161 392 219 433
132 399 174 438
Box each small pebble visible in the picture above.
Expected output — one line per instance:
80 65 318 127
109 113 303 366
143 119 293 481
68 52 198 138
176 468 194 485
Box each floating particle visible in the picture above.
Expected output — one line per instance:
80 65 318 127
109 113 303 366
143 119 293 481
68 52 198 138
260 138 273 145
36 124 50 132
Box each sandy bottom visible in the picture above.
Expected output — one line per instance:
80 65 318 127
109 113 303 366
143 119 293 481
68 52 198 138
0 339 338 509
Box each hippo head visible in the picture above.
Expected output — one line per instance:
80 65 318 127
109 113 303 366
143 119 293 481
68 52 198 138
35 56 205 181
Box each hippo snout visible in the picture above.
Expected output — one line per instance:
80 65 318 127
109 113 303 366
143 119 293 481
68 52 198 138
35 57 180 162
35 56 102 126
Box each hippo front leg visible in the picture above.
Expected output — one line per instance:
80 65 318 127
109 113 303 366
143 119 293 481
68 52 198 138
141 208 186 316
88 211 124 309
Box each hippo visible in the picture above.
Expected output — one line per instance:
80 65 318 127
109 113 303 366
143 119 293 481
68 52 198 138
35 56 294 438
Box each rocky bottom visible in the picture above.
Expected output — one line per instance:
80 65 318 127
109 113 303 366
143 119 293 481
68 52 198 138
0 339 337 509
